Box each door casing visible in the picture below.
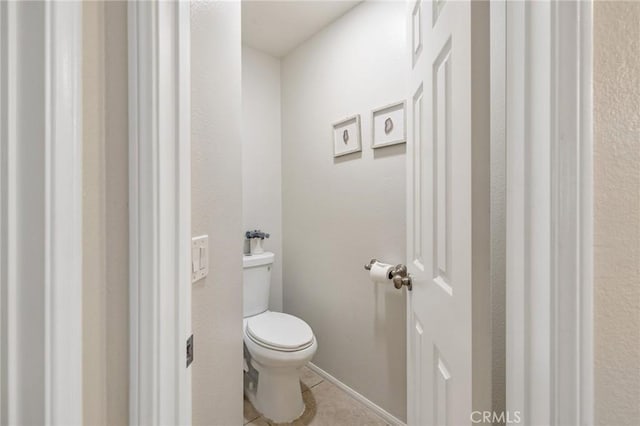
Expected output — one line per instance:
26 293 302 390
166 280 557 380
0 1 83 424
505 1 594 424
128 1 192 424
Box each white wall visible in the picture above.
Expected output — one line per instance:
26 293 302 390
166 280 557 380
594 2 640 424
83 3 108 422
82 2 129 425
242 45 283 311
191 2 244 425
281 2 407 420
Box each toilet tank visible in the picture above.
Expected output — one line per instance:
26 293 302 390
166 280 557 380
243 252 274 317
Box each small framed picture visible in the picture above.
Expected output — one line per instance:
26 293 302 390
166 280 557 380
333 115 362 157
372 101 406 149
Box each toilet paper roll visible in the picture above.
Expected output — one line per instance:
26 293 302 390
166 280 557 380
369 261 393 283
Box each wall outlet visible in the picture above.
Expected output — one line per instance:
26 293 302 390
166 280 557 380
192 235 209 283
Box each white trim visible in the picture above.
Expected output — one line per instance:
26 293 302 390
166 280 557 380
44 2 83 424
0 2 2 420
128 1 192 425
0 2 11 422
505 1 593 424
307 363 406 426
176 2 192 422
578 4 594 423
0 1 83 424
2 4 19 422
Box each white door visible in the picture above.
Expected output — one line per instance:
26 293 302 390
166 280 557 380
405 1 491 425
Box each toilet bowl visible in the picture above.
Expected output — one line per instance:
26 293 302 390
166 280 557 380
242 252 317 423
243 311 317 422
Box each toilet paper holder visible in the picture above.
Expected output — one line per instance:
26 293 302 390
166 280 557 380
364 259 413 291
363 258 378 271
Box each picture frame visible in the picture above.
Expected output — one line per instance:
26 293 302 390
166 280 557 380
332 114 362 157
371 101 406 149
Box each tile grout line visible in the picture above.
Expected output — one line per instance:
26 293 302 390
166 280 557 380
244 412 261 426
305 378 324 392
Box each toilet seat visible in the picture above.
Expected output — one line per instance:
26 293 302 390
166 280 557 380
246 311 314 352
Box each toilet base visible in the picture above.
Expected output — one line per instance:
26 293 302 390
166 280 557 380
244 363 305 423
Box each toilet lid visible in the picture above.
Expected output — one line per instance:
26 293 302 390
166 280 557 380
246 311 314 351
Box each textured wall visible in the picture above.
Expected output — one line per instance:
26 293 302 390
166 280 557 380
82 2 129 425
490 0 506 418
281 2 407 420
191 1 244 425
242 45 283 311
594 2 640 425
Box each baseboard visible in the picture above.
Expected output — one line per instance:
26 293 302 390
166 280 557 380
307 362 406 426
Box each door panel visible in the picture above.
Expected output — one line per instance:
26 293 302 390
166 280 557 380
433 38 451 295
406 1 490 425
411 82 425 271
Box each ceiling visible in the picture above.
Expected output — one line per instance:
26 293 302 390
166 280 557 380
242 1 361 58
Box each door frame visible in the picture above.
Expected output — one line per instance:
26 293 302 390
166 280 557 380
505 1 593 424
128 1 192 424
0 1 83 424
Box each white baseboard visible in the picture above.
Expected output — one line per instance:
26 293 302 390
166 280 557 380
307 362 406 426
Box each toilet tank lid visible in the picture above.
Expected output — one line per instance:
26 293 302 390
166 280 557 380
243 252 274 268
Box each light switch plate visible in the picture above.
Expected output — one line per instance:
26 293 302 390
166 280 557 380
192 235 208 283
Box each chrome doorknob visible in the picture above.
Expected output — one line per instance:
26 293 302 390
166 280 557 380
392 275 403 288
391 264 412 291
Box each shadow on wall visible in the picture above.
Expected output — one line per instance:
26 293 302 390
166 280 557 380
333 151 363 164
373 144 406 159
333 144 406 165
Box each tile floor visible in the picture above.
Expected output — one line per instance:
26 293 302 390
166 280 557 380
243 367 390 426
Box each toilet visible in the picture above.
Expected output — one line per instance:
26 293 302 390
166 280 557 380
243 252 317 423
